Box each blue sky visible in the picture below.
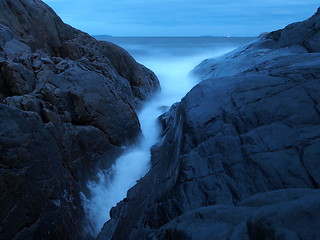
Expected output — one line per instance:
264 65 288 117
43 0 319 36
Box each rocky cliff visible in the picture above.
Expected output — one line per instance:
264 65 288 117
100 8 320 240
0 0 159 239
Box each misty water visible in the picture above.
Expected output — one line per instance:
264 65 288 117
83 36 254 236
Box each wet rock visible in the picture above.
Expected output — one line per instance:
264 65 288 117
0 0 159 239
100 7 320 240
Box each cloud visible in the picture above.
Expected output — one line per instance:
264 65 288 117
42 0 320 36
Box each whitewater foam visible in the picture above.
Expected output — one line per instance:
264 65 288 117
82 38 242 236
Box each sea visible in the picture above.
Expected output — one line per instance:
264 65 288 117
83 36 255 236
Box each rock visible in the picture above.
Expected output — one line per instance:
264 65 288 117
153 189 320 240
0 0 159 239
266 7 320 52
100 7 320 240
0 104 83 240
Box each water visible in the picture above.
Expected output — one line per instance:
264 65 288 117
83 36 255 236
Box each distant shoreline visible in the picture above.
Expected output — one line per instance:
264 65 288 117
93 35 258 39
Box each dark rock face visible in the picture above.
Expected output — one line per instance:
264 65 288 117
100 8 320 240
0 0 159 239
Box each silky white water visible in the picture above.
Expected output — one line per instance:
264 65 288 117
83 37 254 236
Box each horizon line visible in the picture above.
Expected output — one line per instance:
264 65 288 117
92 35 258 38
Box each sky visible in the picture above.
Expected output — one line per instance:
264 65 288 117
42 0 320 37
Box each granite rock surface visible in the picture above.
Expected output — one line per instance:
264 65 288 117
0 0 159 239
99 8 320 240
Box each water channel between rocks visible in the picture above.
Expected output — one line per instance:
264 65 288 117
82 37 254 236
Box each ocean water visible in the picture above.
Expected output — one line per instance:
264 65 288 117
83 36 255 236
96 36 254 61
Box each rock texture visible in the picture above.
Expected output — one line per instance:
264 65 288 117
0 0 159 239
100 8 320 240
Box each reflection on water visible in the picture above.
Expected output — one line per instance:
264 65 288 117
83 36 255 236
